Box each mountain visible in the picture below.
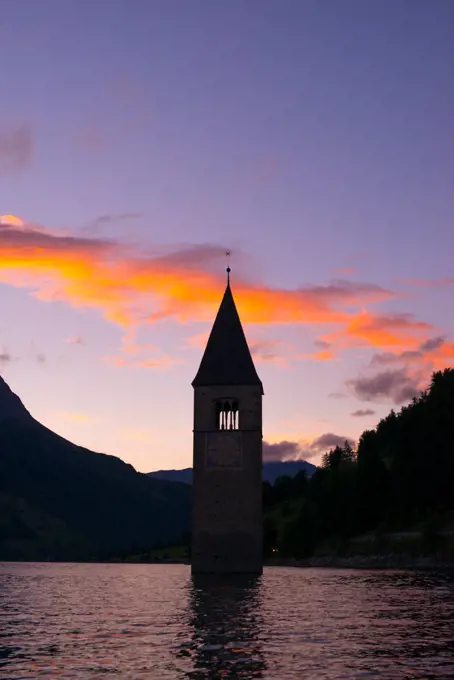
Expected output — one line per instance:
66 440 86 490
150 468 194 484
262 460 316 483
0 376 191 561
149 459 316 485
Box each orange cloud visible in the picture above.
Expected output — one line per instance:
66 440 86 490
427 341 454 370
104 354 180 370
2 215 451 377
104 342 181 371
4 215 451 375
301 350 336 361
138 357 182 370
325 311 433 350
121 343 159 355
0 217 395 333
104 355 129 368
0 215 25 226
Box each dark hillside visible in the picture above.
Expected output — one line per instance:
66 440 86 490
0 377 190 560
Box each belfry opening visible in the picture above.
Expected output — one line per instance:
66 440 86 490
216 400 239 430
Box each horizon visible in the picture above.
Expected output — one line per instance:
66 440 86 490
1 1 453 472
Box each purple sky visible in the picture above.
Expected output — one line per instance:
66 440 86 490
1 0 453 471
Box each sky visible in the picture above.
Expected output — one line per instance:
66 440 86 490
0 0 453 472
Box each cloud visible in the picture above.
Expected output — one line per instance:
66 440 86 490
298 350 335 362
0 125 34 176
104 343 181 371
371 336 446 366
362 337 454 405
94 213 141 224
0 215 25 227
121 343 159 354
334 267 356 275
299 279 393 310
420 336 445 352
347 368 421 405
0 346 44 366
138 356 182 370
351 409 376 417
371 350 424 365
263 440 302 462
339 311 432 349
249 339 292 366
308 432 355 452
314 338 331 350
104 355 128 368
0 350 12 365
328 392 346 399
66 336 84 345
432 341 454 368
1 214 450 378
0 216 395 331
263 432 355 463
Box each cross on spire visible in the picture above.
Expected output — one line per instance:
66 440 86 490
225 250 231 284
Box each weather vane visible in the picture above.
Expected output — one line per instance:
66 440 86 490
225 250 231 283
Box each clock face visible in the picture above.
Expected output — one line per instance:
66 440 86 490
205 431 242 469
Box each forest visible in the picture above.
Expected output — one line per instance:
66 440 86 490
263 368 454 561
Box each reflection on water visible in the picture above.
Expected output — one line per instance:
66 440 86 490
179 574 266 678
1 562 454 679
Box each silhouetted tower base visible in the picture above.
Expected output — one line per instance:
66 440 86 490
191 271 263 574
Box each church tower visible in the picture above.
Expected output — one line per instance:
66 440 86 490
191 268 263 574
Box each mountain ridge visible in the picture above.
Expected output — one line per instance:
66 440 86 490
148 459 316 485
0 375 191 561
0 375 32 423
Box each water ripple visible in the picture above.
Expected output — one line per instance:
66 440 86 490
1 563 454 679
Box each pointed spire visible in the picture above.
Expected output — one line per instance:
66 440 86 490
192 276 263 391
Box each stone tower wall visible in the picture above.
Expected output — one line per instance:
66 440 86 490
192 384 263 573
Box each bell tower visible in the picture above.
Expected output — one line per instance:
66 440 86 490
191 268 263 574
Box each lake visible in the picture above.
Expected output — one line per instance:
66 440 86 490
1 563 454 679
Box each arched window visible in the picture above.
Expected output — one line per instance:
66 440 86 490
215 399 239 430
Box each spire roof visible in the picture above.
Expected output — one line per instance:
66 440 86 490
192 279 263 391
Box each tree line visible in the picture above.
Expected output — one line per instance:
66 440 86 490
263 368 454 559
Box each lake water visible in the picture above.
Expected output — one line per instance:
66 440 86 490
1 563 454 679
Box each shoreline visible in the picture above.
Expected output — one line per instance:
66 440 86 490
2 555 454 570
266 555 454 570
